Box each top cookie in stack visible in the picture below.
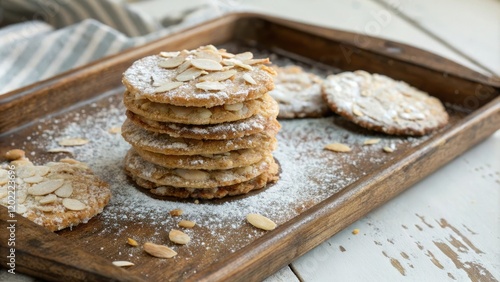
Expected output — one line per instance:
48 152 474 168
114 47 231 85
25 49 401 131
121 45 280 199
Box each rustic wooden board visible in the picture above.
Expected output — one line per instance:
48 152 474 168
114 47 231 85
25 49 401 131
0 14 499 282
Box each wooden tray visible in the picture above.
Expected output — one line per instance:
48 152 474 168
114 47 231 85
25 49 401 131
0 13 499 282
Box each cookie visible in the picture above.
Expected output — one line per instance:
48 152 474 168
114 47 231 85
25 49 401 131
0 159 111 232
124 149 275 189
270 65 331 118
125 96 278 140
123 91 271 125
121 118 279 155
322 70 449 135
134 146 276 170
122 45 276 108
126 159 279 199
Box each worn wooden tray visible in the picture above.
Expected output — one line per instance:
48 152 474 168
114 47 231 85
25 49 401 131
0 13 499 282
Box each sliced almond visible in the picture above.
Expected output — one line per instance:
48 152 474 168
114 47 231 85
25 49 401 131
195 81 225 91
352 107 364 117
36 205 54 213
54 182 73 198
108 127 121 134
243 58 270 65
169 209 183 216
143 242 177 258
159 51 180 58
28 179 64 196
47 147 73 154
224 102 244 112
233 60 253 71
363 138 381 145
191 59 223 71
24 176 44 184
242 73 256 85
176 68 203 82
234 52 253 61
17 190 27 204
195 50 222 62
218 50 235 58
195 108 212 119
39 194 57 204
246 213 277 231
58 138 89 147
11 158 33 167
221 59 236 66
324 143 351 153
62 198 86 211
16 204 27 214
35 166 50 176
17 166 37 178
176 60 192 73
5 149 25 160
199 70 237 82
169 229 190 245
112 261 135 267
178 220 196 228
127 238 139 247
158 55 185 68
154 81 183 93
175 169 209 181
383 146 394 153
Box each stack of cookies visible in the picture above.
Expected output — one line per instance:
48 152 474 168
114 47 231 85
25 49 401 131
121 45 280 199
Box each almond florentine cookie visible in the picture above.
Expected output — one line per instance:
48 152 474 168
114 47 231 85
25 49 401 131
322 70 449 135
0 158 111 231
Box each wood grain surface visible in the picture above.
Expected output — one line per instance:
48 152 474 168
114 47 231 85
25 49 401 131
0 14 498 281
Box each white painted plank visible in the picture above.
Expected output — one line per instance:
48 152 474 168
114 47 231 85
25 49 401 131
238 0 490 75
264 266 301 282
378 0 500 75
292 131 500 281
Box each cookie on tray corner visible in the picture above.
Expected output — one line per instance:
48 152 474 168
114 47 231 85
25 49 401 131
0 156 111 231
321 70 449 135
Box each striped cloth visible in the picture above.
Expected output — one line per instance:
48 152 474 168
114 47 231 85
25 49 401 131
0 0 224 95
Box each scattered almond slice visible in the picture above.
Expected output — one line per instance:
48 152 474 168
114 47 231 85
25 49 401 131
170 209 183 216
233 60 253 71
5 149 25 160
352 107 364 117
28 179 64 196
195 50 222 62
224 102 243 112
39 194 57 205
24 176 44 184
36 205 55 213
158 55 185 68
16 205 27 214
247 213 277 231
169 229 190 245
159 51 180 58
176 68 204 82
143 242 177 259
62 198 86 211
234 52 253 61
243 58 270 65
112 261 135 267
108 127 121 134
383 146 394 153
218 50 235 58
242 73 256 85
195 81 225 91
47 147 73 154
54 182 73 198
154 81 183 93
363 139 381 145
58 138 89 147
190 59 223 71
127 238 139 247
176 60 192 73
199 70 237 82
324 143 351 153
178 220 196 228
175 169 209 181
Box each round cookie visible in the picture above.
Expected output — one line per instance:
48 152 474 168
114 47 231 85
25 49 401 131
125 96 278 140
270 65 331 118
126 160 279 199
122 45 276 108
0 159 111 232
135 145 276 170
124 92 272 125
121 118 279 155
322 70 449 136
124 149 275 189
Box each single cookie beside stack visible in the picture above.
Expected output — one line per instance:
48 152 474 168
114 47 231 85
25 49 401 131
121 45 280 199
